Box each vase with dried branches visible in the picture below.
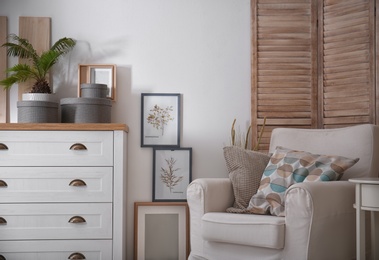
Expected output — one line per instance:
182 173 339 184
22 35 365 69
230 117 266 151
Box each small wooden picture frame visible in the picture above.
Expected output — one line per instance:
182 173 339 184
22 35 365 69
78 64 116 100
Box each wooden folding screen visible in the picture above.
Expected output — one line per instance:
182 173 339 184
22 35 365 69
251 0 378 151
319 0 376 128
251 0 318 151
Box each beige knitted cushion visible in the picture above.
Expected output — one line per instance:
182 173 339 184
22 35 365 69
223 146 270 213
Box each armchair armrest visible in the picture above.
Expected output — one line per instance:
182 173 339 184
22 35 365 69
284 181 356 260
187 178 234 258
187 178 234 214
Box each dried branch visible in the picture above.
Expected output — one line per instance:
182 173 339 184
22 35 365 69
160 157 183 192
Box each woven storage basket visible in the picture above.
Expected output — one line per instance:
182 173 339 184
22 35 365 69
60 97 111 123
80 83 108 98
17 101 59 123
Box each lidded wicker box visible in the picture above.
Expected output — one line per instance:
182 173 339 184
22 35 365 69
60 98 111 123
17 101 59 123
80 83 108 98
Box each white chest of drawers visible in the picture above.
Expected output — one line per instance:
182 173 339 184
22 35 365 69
0 123 128 260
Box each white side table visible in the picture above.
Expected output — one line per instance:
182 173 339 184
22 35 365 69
349 178 379 260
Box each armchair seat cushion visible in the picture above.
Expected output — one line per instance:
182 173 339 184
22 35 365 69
201 212 285 249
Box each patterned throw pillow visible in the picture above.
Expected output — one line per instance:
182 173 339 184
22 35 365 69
247 146 359 216
223 146 271 213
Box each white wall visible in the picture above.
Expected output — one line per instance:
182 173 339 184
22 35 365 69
0 0 251 258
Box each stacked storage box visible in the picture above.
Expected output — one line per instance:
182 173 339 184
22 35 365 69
61 83 112 123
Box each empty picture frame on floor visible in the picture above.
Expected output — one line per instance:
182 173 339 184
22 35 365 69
134 202 189 260
141 93 181 147
153 147 192 202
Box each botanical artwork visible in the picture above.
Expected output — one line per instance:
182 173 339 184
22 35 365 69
147 104 174 136
141 93 180 147
160 157 183 193
153 148 192 201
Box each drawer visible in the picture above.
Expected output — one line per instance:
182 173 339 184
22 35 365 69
0 240 112 260
361 183 379 208
0 203 112 240
0 131 113 166
0 167 113 203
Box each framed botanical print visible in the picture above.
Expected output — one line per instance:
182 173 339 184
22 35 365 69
141 93 180 147
153 147 192 202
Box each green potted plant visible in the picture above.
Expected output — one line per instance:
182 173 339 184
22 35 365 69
0 34 76 122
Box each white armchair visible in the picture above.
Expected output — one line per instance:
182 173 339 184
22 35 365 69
187 124 379 260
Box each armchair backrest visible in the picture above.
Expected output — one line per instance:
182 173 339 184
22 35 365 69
269 124 379 180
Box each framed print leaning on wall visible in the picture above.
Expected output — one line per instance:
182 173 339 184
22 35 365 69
141 93 180 147
153 147 192 202
134 202 189 260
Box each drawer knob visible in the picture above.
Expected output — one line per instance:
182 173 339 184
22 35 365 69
0 180 7 187
0 217 7 225
69 143 87 151
0 143 8 150
68 216 86 224
69 179 87 187
68 252 86 259
0 254 6 260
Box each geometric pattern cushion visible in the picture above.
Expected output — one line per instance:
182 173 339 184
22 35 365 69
223 146 271 213
247 146 359 216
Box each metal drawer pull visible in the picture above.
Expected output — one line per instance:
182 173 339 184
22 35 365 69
68 252 86 259
69 179 87 187
0 254 6 260
0 217 7 225
0 143 8 150
68 216 86 224
69 143 87 151
0 180 7 187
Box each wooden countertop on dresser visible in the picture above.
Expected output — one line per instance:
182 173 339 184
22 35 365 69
0 123 129 132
